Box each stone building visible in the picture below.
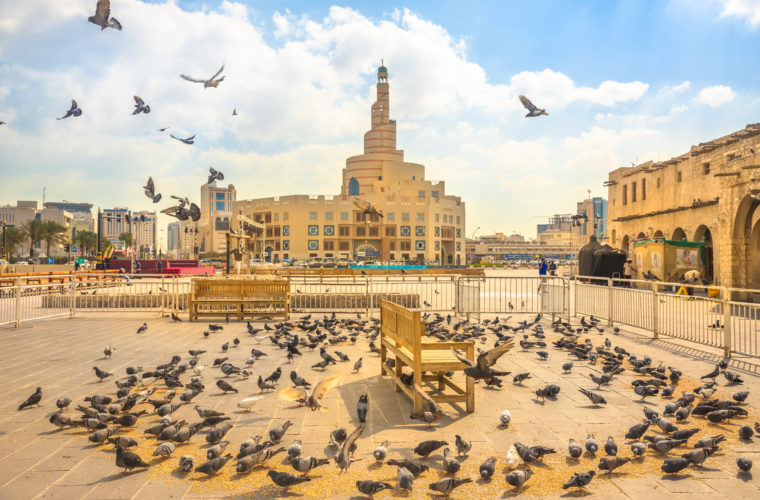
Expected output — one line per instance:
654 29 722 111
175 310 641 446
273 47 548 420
231 65 466 264
607 123 760 288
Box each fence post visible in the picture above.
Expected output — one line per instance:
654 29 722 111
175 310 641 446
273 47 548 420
14 278 21 328
607 278 613 326
161 276 166 317
365 278 370 317
722 288 731 358
69 282 76 318
651 282 658 340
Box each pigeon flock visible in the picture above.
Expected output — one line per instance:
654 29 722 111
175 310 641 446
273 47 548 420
15 308 758 497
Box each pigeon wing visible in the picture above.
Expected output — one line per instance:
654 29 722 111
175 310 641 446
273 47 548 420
277 387 308 402
96 0 110 23
143 177 155 198
188 203 201 222
133 95 144 106
216 171 224 180
210 64 225 81
70 100 78 112
519 95 538 113
451 349 475 367
478 341 514 370
186 135 196 141
161 206 180 216
310 373 342 402
209 166 217 176
341 424 364 455
180 74 206 83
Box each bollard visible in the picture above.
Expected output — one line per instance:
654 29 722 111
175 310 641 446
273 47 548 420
651 282 659 339
69 282 76 318
14 277 21 327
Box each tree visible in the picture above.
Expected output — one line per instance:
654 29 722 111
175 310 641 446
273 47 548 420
3 227 25 262
118 232 134 249
21 219 44 259
75 230 97 257
41 220 67 257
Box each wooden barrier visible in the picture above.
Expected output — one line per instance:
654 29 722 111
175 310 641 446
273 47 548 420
250 268 485 277
379 300 475 413
189 277 290 320
0 270 120 288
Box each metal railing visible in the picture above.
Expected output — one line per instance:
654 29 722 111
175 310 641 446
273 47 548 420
0 280 75 327
457 276 569 320
574 276 760 359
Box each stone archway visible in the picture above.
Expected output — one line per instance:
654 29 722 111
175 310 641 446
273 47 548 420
671 227 686 241
620 235 630 255
694 225 715 283
653 230 664 239
636 232 646 240
732 194 760 289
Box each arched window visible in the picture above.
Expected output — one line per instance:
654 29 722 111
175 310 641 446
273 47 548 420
348 178 360 196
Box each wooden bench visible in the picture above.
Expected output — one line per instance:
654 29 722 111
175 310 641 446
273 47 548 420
380 300 475 413
189 277 290 321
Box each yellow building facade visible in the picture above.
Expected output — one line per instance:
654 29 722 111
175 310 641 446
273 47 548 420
232 65 466 264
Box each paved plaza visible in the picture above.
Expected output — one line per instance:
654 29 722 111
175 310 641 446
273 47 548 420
0 311 758 499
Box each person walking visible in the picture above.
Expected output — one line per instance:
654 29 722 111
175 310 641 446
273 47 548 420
623 259 634 287
538 257 548 292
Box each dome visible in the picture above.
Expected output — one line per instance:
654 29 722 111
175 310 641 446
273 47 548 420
378 65 387 74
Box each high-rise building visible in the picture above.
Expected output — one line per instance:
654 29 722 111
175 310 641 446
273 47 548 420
167 222 180 252
132 211 157 254
102 208 130 246
197 182 237 255
577 197 608 241
231 65 466 264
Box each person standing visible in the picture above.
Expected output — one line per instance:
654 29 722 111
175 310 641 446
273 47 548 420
548 260 557 276
157 259 163 275
538 258 548 276
623 259 634 287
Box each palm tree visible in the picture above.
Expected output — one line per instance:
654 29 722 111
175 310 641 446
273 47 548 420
21 219 45 259
3 227 25 262
41 220 67 257
75 231 97 257
118 232 134 249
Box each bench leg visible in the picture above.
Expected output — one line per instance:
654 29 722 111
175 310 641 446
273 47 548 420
413 370 423 413
394 357 403 393
438 372 445 391
380 343 386 377
466 375 475 413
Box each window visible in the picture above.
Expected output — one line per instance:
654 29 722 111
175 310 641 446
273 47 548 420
308 240 319 250
418 190 425 198
416 213 424 222
273 227 281 237
323 241 334 251
215 201 225 211
339 241 350 251
348 177 360 196
432 190 439 198
435 241 440 251
283 225 289 236
400 241 411 251
215 192 225 200
385 227 396 237
415 226 425 237
401 212 410 222
325 212 333 221
274 213 279 222
642 179 646 200
356 226 366 237
456 228 461 238
632 182 637 202
386 212 395 221
309 211 317 220
623 185 628 205
369 227 379 237
677 171 682 183
214 217 229 231
400 226 411 237
434 226 440 237
435 213 439 222
456 242 461 251
390 241 396 251
324 225 334 236
283 240 290 251
703 163 710 175
456 216 460 225
339 225 350 237
308 225 319 236
415 241 425 251
340 212 348 221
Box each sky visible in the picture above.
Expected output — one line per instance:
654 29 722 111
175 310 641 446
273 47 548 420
1 0 759 248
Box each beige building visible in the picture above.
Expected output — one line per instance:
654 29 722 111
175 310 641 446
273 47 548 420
466 237 578 262
607 123 760 288
0 201 74 258
231 65 466 264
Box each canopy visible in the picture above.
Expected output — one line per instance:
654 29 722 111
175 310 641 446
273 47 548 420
591 244 627 278
578 238 602 276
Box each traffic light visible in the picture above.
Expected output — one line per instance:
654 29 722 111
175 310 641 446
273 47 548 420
64 243 70 252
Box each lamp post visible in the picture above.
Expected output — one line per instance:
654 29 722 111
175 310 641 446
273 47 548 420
471 226 480 240
1 218 6 260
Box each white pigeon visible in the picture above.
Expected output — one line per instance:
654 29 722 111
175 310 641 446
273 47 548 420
237 396 263 412
194 365 205 375
506 445 520 470
499 410 512 428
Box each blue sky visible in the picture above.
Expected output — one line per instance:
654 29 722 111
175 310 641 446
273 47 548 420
0 0 759 245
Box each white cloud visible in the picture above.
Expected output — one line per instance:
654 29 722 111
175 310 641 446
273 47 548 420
695 85 736 106
716 0 760 26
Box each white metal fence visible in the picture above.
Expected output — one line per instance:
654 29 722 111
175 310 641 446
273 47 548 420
574 276 760 359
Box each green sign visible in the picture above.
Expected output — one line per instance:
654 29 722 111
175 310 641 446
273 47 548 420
75 258 86 265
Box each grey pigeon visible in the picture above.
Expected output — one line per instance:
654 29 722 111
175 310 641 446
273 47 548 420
269 420 292 443
442 447 460 475
579 388 607 405
289 456 329 475
604 436 618 456
288 439 302 459
115 446 149 473
170 134 195 145
180 64 226 89
18 387 42 410
562 470 595 490
681 446 718 466
207 166 225 184
206 423 233 444
267 470 311 488
479 456 497 480
178 455 193 472
568 438 583 458
397 466 414 491
373 441 388 464
356 394 368 423
131 96 150 115
93 366 112 382
88 0 122 31
598 456 630 473
387 458 428 476
585 434 598 455
413 439 448 458
737 457 753 473
428 477 471 496
153 442 175 458
206 441 230 460
195 454 232 476
356 480 394 497
57 99 82 120
519 95 548 118
661 457 690 474
506 469 533 490
631 442 646 456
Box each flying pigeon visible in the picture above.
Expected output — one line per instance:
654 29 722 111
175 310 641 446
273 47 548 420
161 202 200 222
0 121 5 126
158 126 169 132
353 199 384 219
519 95 548 118
180 64 225 88
142 177 162 203
170 134 195 145
208 166 224 184
57 100 82 120
131 96 150 115
232 108 238 116
88 0 122 31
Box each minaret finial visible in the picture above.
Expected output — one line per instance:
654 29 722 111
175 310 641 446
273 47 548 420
381 58 384 66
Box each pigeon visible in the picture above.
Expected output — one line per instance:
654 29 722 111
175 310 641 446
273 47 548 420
737 457 753 473
278 373 342 411
631 442 646 456
158 126 170 132
206 441 230 460
681 446 718 466
506 469 534 490
353 358 363 372
442 447 460 475
579 388 607 405
499 409 511 428
237 396 263 412
356 480 394 497
626 420 650 440
568 438 583 459
216 380 238 394
454 435 472 456
519 95 548 118
413 440 448 458
287 440 303 459
232 108 238 116
410 411 438 428
738 425 754 440
180 64 226 88
88 0 122 31
334 424 364 472
162 202 200 222
136 322 148 334
57 100 82 120
451 341 514 379
661 457 690 474
724 371 744 384
269 420 293 443
648 438 686 454
562 361 573 373
387 459 428 476
373 441 388 464
598 456 630 473
93 366 112 382
267 470 311 489
428 477 471 496
506 445 520 469
170 134 195 145
562 470 595 490
115 446 149 473
604 436 618 456
397 466 414 491
131 96 150 115
479 456 497 480
513 372 531 384
178 455 194 472
669 428 699 441
289 456 329 475
733 391 749 403
152 442 175 458
207 166 225 184
195 454 232 476
585 434 598 455
356 394 368 423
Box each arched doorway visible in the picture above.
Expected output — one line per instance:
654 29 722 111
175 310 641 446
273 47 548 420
264 245 274 263
671 227 686 241
732 194 760 289
636 232 646 240
620 235 630 255
694 225 714 283
653 230 664 239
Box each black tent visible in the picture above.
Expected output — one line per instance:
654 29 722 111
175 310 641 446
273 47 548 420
578 238 602 276
592 244 627 278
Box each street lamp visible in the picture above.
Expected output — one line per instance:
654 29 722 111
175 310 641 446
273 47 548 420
1 218 6 260
471 226 480 240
